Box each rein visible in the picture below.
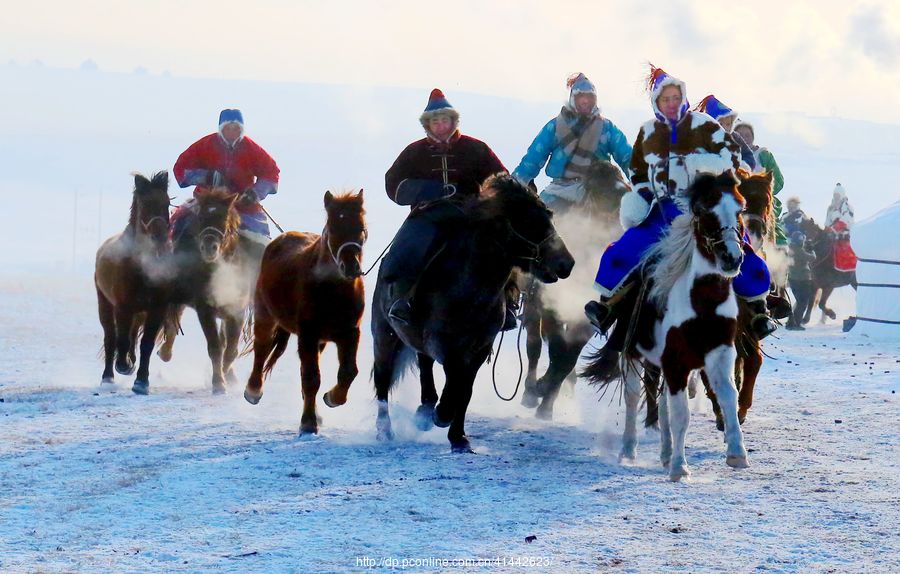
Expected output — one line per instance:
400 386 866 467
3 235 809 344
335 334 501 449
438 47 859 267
322 228 365 270
490 276 535 401
506 225 558 266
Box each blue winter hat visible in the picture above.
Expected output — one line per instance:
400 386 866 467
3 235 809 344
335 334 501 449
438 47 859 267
646 64 688 124
566 73 600 115
695 95 737 121
419 88 459 130
790 231 807 245
218 108 244 127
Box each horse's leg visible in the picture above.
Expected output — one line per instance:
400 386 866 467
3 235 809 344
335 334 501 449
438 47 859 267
297 332 322 435
373 327 402 442
132 307 165 395
700 370 725 432
643 362 660 429
196 304 226 394
323 328 361 408
97 288 116 383
128 315 140 365
114 307 136 375
819 285 836 321
535 325 589 420
244 305 287 405
705 347 748 469
802 287 819 325
620 358 643 462
444 355 485 453
663 364 691 482
658 380 672 469
157 305 183 362
521 305 543 408
222 311 244 386
414 353 438 431
738 345 763 425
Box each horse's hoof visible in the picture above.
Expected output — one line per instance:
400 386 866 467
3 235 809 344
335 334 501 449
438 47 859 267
726 454 749 469
825 309 837 320
323 389 346 408
738 413 747 426
212 382 227 395
535 405 554 421
157 348 172 362
661 457 671 469
716 419 725 432
243 387 262 405
131 380 149 395
299 424 319 437
669 464 691 482
225 370 240 387
115 360 135 376
450 438 474 454
376 422 394 441
432 407 452 429
619 450 637 463
520 389 539 409
101 376 115 385
414 404 436 432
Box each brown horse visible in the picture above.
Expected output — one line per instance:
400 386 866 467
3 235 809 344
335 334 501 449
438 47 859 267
799 217 858 323
166 188 250 394
702 170 774 429
95 172 172 393
243 191 366 435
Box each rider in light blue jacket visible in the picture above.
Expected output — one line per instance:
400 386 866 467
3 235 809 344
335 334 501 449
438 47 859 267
512 73 632 209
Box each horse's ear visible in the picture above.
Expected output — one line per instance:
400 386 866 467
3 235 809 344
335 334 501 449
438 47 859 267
134 173 150 192
764 171 774 183
357 188 364 200
324 190 334 208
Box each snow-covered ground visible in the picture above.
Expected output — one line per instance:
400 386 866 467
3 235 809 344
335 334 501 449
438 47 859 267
1 273 897 573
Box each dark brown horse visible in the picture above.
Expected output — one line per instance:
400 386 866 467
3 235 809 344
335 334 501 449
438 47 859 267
702 170 774 430
95 172 172 393
166 188 250 394
800 217 858 323
520 160 638 420
243 191 366 435
372 174 574 452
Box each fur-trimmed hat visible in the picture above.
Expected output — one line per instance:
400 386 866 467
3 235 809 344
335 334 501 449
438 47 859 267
734 120 755 139
646 64 688 123
566 72 600 115
218 108 244 143
694 95 737 122
419 88 459 130
786 196 801 210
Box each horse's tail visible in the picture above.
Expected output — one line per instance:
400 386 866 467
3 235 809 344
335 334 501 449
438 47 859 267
238 307 255 357
262 327 291 379
580 345 623 390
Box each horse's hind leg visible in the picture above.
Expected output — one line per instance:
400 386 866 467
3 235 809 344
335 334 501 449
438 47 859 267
221 312 244 386
323 328 361 408
620 359 643 462
819 285 836 321
705 347 748 469
701 370 725 432
373 324 402 441
413 353 438 431
662 365 692 482
297 332 323 435
643 362 660 429
738 346 762 425
128 315 140 365
244 306 285 405
535 324 590 420
114 307 136 375
97 289 116 383
157 305 183 362
443 356 484 453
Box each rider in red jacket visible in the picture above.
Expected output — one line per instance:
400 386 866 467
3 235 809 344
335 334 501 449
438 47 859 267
171 109 280 243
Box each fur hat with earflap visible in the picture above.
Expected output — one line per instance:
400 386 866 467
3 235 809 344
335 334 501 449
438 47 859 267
566 73 600 115
646 64 688 124
419 89 459 132
217 108 245 145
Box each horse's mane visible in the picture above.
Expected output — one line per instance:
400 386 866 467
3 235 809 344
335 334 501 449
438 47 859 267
195 187 242 255
646 212 696 308
739 170 774 243
127 170 170 235
472 173 543 221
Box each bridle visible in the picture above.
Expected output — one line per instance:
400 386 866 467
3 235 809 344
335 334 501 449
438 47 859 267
696 220 743 253
506 223 558 267
323 228 366 268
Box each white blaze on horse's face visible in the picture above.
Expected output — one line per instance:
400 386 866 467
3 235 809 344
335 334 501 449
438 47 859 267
711 193 745 275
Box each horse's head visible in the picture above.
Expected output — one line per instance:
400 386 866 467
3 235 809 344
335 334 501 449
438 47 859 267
583 160 631 216
191 188 241 263
131 171 171 247
737 170 773 250
481 174 574 283
686 172 746 275
323 190 367 279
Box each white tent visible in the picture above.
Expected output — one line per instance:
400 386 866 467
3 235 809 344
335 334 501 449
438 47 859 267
849 200 900 339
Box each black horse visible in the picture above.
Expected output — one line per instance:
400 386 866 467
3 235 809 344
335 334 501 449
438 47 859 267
519 160 661 423
800 217 858 323
371 174 575 452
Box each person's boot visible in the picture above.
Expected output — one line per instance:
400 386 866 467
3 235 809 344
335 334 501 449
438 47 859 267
585 300 612 332
746 298 778 339
502 295 519 332
766 291 792 320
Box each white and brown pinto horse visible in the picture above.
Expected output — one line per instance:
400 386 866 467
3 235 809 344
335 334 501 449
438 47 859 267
586 172 750 481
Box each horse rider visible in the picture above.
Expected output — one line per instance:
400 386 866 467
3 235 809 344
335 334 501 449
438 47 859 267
584 65 778 378
511 73 632 212
171 109 281 262
781 196 809 239
825 183 854 235
694 94 757 171
734 121 786 243
382 89 512 327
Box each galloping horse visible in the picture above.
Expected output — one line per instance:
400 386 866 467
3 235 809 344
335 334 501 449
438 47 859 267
519 160 643 420
372 174 574 452
583 172 750 481
95 172 171 393
166 188 250 394
799 217 858 323
243 191 366 436
702 171 774 430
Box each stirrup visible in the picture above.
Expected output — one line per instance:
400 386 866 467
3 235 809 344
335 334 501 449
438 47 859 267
585 300 611 332
750 313 777 339
388 299 412 324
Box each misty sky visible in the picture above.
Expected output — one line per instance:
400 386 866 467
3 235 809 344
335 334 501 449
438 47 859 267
3 0 899 123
